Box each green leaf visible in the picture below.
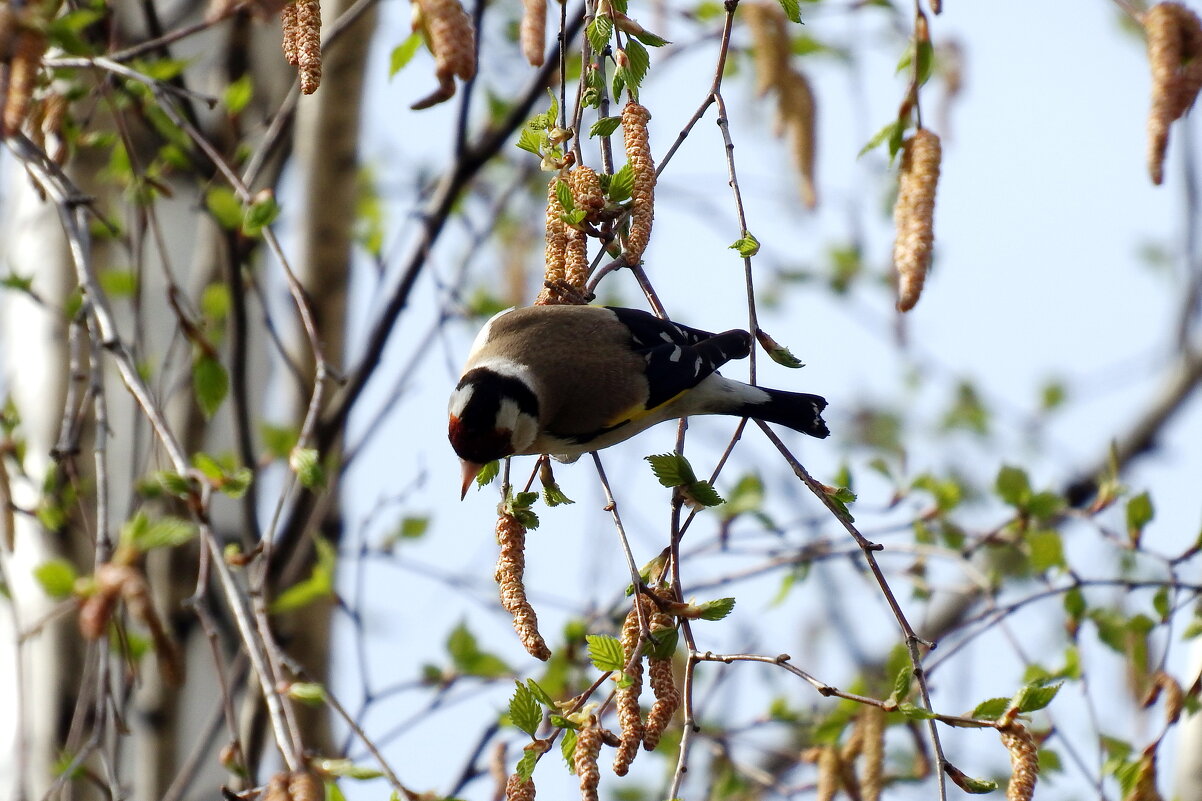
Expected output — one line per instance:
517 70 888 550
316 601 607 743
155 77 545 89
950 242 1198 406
609 163 635 203
560 727 578 767
271 537 336 613
1027 529 1065 572
623 39 651 89
995 465 1031 507
205 187 242 230
589 116 622 138
555 179 574 213
728 231 760 258
1153 586 1171 621
505 490 540 530
287 681 328 706
34 559 77 599
970 697 1009 721
1012 679 1062 713
509 681 542 736
587 14 613 53
542 482 574 507
476 460 500 488
515 127 543 157
98 268 138 298
447 620 512 678
721 473 765 520
1126 492 1154 543
888 665 913 705
586 634 626 671
646 453 696 488
241 192 280 237
764 340 804 369
389 32 423 77
897 702 935 720
526 678 556 707
683 480 725 508
193 354 228 419
647 625 678 660
1064 586 1086 621
154 470 194 498
857 119 904 159
776 0 802 24
121 513 196 551
289 447 326 489
696 597 735 621
224 75 254 115
633 29 670 47
945 764 998 795
315 759 384 781
201 283 230 321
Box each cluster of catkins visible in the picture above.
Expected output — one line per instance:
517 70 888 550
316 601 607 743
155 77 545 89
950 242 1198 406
501 589 681 801
77 559 184 687
534 101 655 305
262 771 322 801
800 706 887 801
742 2 818 209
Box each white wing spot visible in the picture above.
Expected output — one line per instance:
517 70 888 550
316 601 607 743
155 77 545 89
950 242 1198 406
660 332 674 343
693 357 703 375
669 346 682 362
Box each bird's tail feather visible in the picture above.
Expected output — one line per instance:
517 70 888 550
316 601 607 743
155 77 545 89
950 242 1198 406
745 388 829 438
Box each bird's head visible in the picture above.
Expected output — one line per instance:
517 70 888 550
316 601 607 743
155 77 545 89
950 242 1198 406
448 365 541 498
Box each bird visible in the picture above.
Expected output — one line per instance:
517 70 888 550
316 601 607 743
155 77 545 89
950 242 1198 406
448 305 829 498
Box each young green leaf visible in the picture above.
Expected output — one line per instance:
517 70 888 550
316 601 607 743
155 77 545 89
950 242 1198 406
633 29 670 47
995 464 1031 507
1011 679 1062 713
287 681 328 706
970 697 1010 721
1126 492 1154 544
193 354 228 419
34 559 77 599
586 634 626 671
776 0 801 24
509 681 542 737
289 447 326 489
589 116 622 138
476 460 500 488
728 231 760 258
682 480 725 508
695 597 736 621
526 678 556 707
271 537 337 613
587 14 614 53
389 32 422 77
609 163 634 203
205 187 242 230
646 453 697 488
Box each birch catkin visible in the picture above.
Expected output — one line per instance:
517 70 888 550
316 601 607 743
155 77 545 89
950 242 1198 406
494 512 551 660
613 595 651 775
2 27 47 138
742 2 789 97
520 0 546 67
1144 2 1202 184
281 3 300 65
622 102 655 266
535 177 568 305
860 705 886 801
641 609 679 751
575 724 603 801
411 0 477 109
780 71 818 209
999 720 1038 801
505 773 536 801
295 1 322 94
893 128 942 312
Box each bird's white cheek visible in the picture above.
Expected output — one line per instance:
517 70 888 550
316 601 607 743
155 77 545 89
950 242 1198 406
497 397 539 452
448 384 473 417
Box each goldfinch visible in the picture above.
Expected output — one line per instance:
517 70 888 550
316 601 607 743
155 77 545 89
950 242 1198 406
449 305 829 497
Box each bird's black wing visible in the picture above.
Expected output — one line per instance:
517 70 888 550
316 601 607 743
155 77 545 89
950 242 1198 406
608 306 719 349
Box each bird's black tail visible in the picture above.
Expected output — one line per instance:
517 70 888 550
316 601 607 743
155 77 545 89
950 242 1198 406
747 388 830 438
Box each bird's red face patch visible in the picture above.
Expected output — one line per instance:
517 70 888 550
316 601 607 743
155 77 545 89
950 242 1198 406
448 415 515 464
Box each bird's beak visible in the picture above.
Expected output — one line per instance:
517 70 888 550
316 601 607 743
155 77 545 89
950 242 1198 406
460 460 484 500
